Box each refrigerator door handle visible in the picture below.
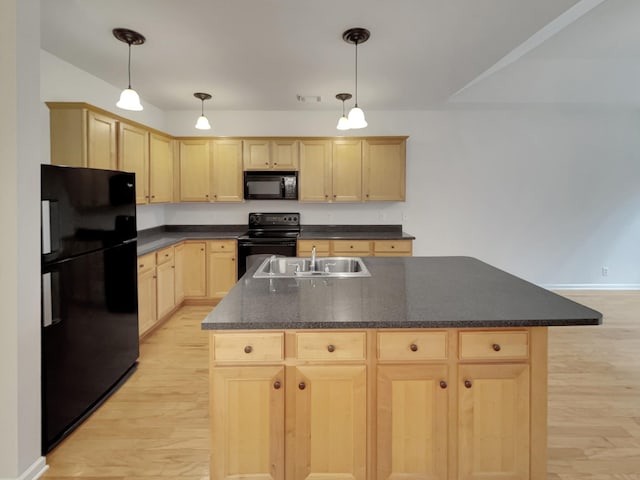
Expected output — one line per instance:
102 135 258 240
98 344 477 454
42 272 61 328
41 200 60 255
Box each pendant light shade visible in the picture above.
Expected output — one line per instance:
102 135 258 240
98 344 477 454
113 28 145 111
194 92 212 130
335 93 352 130
343 28 370 130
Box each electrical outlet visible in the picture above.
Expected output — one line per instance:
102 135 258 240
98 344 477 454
402 212 408 221
601 266 609 277
379 211 386 221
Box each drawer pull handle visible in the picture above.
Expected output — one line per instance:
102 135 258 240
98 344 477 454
464 380 473 389
439 380 448 389
327 344 335 353
273 380 281 390
410 343 418 352
244 345 253 354
492 343 501 352
298 382 306 390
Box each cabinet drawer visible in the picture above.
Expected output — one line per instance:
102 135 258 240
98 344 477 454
137 253 156 274
297 240 330 256
208 240 236 253
378 331 447 361
331 240 372 256
459 331 529 360
373 240 412 256
212 333 284 362
296 332 366 361
156 246 174 265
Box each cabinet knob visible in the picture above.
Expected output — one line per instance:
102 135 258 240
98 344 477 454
439 380 448 389
298 382 306 390
350 245 354 249
273 380 281 390
232 258 235 262
139 264 144 268
244 345 253 354
221 245 224 248
464 380 473 389
205 194 209 197
366 194 369 198
333 195 337 198
165 253 169 257
391 245 395 249
410 343 418 352
265 162 269 165
213 194 217 199
492 343 501 352
151 195 155 199
327 344 335 353
325 194 329 199
274 162 278 166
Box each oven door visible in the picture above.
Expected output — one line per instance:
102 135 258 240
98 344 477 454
237 239 297 278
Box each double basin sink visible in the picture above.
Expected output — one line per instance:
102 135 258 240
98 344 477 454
253 255 371 278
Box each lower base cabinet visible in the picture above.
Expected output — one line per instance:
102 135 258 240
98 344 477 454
208 328 547 480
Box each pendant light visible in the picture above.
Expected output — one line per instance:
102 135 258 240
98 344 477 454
335 93 352 130
342 28 370 129
194 92 212 130
113 28 145 111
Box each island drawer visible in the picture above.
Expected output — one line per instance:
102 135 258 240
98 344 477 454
296 332 366 361
137 253 156 274
156 246 174 265
459 330 529 360
211 332 284 362
378 331 447 361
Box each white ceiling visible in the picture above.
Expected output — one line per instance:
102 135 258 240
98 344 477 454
40 0 639 111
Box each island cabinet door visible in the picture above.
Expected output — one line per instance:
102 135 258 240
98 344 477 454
291 365 367 480
377 365 448 480
211 365 285 480
458 364 530 480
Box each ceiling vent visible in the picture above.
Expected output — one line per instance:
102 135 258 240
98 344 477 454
296 95 322 103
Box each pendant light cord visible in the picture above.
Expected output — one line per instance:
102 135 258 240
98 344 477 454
354 41 359 107
127 43 132 89
201 100 205 116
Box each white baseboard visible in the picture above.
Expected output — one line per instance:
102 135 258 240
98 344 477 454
1 457 49 480
542 283 640 291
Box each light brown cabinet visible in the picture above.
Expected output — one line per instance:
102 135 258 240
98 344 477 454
363 138 406 201
207 240 237 299
208 327 547 480
174 242 185 305
211 139 244 202
297 239 413 257
179 139 211 202
332 139 363 202
243 138 299 170
149 132 175 203
299 140 333 202
182 241 207 298
118 121 149 204
155 246 176 319
137 253 157 336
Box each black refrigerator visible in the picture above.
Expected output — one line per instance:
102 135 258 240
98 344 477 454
41 164 139 453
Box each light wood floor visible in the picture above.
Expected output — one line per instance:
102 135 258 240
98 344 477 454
42 293 640 480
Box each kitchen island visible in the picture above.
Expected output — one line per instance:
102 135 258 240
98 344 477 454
202 256 602 480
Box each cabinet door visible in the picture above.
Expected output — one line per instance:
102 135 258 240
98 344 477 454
458 364 530 480
137 267 157 336
332 139 362 202
149 133 174 203
179 140 211 201
363 139 406 202
208 243 237 299
299 140 332 202
271 139 299 170
87 111 118 170
211 366 285 480
243 140 271 170
183 241 207 298
377 365 448 480
174 243 185 305
212 140 244 202
119 122 149 204
293 365 367 480
156 258 175 319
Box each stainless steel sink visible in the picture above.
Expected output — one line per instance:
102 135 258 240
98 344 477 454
253 256 371 278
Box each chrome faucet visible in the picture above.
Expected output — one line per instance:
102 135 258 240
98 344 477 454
310 246 317 272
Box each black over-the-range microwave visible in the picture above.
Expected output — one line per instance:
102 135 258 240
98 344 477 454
244 171 298 200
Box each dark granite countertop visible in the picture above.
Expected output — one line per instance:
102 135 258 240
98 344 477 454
201 256 602 330
137 224 415 255
137 225 246 255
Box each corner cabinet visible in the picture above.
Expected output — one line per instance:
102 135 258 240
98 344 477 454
208 327 548 480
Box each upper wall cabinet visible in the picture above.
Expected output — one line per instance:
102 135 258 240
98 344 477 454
118 121 149 204
178 139 244 203
48 103 118 170
148 133 175 204
363 138 406 202
243 139 299 171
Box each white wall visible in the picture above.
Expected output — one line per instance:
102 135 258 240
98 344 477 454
2 0 47 479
